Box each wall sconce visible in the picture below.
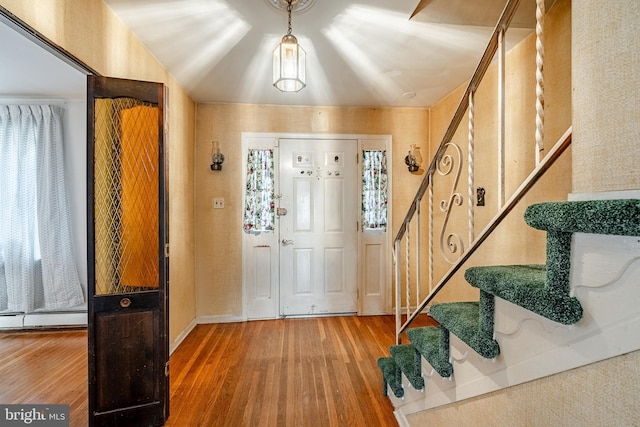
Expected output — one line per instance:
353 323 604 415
404 144 423 174
210 140 225 171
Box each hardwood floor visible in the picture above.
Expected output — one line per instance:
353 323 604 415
0 329 88 424
0 315 430 426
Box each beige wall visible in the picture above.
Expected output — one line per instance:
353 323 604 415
409 0 640 424
408 350 640 426
572 0 640 193
194 104 428 317
0 0 197 342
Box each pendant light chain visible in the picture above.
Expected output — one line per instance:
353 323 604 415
287 0 293 36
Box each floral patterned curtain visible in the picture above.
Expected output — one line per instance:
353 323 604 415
243 149 275 234
362 150 388 230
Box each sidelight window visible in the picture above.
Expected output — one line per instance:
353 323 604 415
361 150 388 230
243 149 275 233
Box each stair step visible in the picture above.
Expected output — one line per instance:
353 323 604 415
377 357 403 398
390 344 425 390
465 264 583 325
407 326 453 378
429 295 500 359
525 199 640 236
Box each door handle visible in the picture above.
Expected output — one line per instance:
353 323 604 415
281 239 294 246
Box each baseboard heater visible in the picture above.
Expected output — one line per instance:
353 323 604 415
0 311 87 329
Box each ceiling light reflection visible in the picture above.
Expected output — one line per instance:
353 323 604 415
107 0 251 88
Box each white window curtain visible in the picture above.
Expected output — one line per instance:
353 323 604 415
0 105 84 313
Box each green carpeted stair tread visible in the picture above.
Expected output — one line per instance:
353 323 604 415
525 199 640 236
464 264 583 325
390 344 425 390
429 300 500 359
377 357 403 398
407 326 453 378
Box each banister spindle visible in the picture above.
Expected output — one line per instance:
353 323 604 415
468 90 476 245
416 200 421 310
405 221 411 317
535 0 546 165
428 176 434 293
498 27 506 209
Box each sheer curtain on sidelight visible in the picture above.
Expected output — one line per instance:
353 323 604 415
362 150 388 230
243 149 275 234
0 105 84 313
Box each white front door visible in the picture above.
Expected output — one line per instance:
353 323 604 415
278 138 358 316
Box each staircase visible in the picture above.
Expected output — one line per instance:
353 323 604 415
378 199 640 420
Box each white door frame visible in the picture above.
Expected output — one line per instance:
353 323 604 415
241 132 392 320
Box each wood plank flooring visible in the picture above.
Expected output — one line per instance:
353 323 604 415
0 315 432 426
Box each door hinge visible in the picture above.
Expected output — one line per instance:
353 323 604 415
165 361 169 377
165 243 170 257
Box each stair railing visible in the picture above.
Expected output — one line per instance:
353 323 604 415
393 0 570 344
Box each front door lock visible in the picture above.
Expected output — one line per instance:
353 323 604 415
277 207 288 216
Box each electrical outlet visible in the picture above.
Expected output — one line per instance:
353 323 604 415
213 198 224 209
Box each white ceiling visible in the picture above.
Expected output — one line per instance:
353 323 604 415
0 0 555 107
0 19 86 100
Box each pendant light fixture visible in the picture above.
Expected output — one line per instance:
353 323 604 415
273 0 306 92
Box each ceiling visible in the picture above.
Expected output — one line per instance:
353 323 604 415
0 19 86 100
0 0 556 107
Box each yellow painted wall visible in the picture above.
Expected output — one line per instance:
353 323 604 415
194 104 428 317
0 0 197 343
573 0 640 192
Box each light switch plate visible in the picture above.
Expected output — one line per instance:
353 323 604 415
213 198 224 209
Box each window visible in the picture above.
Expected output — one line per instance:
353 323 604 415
243 149 275 233
0 105 83 313
362 150 388 230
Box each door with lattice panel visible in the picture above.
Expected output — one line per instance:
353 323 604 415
87 76 169 427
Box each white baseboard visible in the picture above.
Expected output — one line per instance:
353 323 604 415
170 318 197 355
0 312 87 329
197 314 246 324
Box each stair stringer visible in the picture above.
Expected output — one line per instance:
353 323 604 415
387 233 640 425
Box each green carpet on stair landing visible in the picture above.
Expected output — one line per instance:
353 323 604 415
465 264 583 325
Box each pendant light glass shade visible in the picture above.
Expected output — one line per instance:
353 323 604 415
272 0 306 92
273 34 306 92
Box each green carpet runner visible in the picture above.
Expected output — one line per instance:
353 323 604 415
378 199 640 399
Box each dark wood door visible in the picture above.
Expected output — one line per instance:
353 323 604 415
87 75 169 427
